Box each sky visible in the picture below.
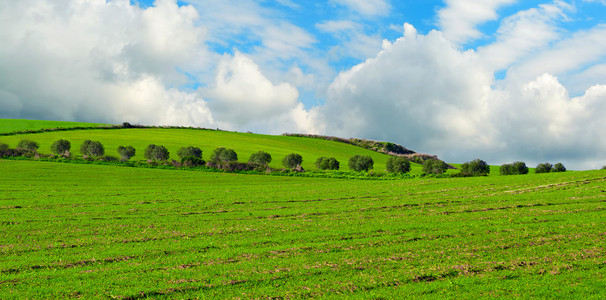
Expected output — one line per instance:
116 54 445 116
1 0 606 169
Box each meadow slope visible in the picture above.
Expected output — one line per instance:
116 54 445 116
0 160 604 298
0 119 109 134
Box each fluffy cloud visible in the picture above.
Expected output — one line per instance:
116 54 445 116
330 0 391 17
204 52 318 134
320 23 606 169
438 0 516 44
0 0 213 126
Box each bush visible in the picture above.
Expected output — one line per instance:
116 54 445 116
422 159 448 174
16 139 39 153
500 161 529 175
144 144 170 161
0 143 8 151
386 156 410 173
117 145 136 161
249 151 272 165
282 153 303 170
316 157 340 170
210 147 238 163
535 162 553 174
50 139 71 156
181 156 205 167
348 155 374 172
177 146 203 160
602 166 606 170
552 163 566 172
80 140 105 157
460 159 490 176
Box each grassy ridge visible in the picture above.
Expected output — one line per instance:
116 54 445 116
0 119 110 134
0 160 604 298
0 128 419 172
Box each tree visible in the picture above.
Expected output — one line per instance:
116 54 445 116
422 159 448 174
80 140 105 157
316 157 340 170
348 155 374 172
16 139 39 153
460 159 490 176
249 151 272 165
177 146 203 160
386 156 411 174
0 143 9 151
535 162 553 174
210 147 238 163
117 145 136 161
282 153 303 170
144 144 170 161
500 161 529 175
552 163 566 172
50 139 71 156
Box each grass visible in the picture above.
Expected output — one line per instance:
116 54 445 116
0 127 427 173
0 119 110 134
1 160 604 298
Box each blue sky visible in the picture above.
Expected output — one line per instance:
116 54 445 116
1 0 606 169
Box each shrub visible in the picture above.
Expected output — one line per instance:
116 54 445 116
0 143 8 151
535 162 553 174
50 139 71 156
348 155 374 172
16 139 39 153
460 159 490 176
117 145 136 161
386 156 411 174
99 155 118 162
144 144 170 161
602 166 606 170
552 163 566 172
80 140 105 157
177 146 203 160
282 153 303 170
249 151 272 165
210 147 238 163
316 157 340 170
422 159 448 174
181 156 205 167
500 161 529 175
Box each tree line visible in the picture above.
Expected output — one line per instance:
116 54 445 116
0 138 571 175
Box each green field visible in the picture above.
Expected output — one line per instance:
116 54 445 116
0 119 109 134
1 160 604 298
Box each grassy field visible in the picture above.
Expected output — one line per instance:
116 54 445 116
0 127 419 173
0 119 109 134
1 160 604 298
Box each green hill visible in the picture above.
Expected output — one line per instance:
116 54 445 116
0 118 110 134
0 120 426 173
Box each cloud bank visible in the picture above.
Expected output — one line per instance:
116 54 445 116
1 0 606 169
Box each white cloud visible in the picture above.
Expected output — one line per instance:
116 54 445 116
203 52 317 133
478 2 571 71
320 23 606 169
330 0 390 17
438 0 516 44
316 20 383 61
0 0 214 126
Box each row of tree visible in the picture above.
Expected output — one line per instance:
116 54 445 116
1 139 568 175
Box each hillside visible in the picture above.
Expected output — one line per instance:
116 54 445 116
0 118 110 134
0 120 427 173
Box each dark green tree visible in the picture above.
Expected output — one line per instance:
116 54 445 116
177 146 203 160
210 147 238 163
80 140 105 157
117 145 136 161
552 163 566 172
316 157 340 170
50 139 71 156
460 159 490 176
535 162 553 174
282 153 303 170
16 139 39 153
500 161 529 175
422 159 448 174
348 155 374 172
249 151 272 165
144 144 170 161
386 156 411 174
